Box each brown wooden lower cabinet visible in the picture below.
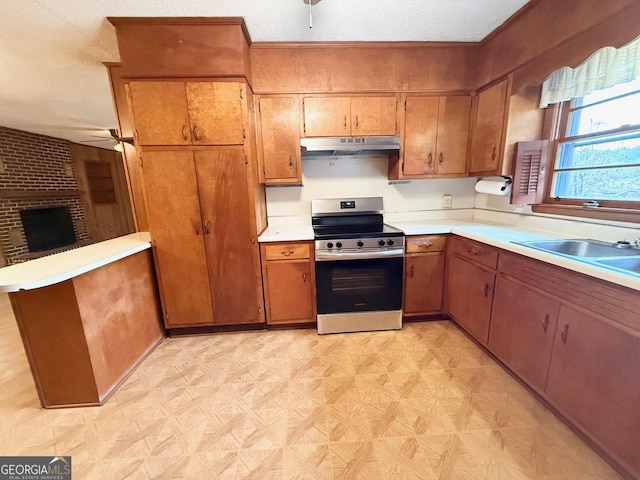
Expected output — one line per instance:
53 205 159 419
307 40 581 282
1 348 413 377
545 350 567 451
446 247 496 344
482 249 640 479
488 275 560 392
403 235 447 316
545 305 640 477
261 241 316 325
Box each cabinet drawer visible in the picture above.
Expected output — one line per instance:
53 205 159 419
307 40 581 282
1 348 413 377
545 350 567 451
451 237 498 269
264 243 310 260
406 235 447 253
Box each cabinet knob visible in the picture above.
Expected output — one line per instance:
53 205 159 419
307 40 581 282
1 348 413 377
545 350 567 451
182 125 189 142
204 221 212 234
427 153 433 166
355 115 359 130
491 145 497 160
542 314 549 332
194 221 201 235
289 155 293 168
439 153 444 164
409 265 414 278
344 115 348 130
561 323 569 342
483 283 490 298
303 272 307 282
193 125 200 142
281 250 294 257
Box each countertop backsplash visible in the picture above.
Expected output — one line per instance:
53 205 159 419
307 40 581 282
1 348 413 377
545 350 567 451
265 156 477 217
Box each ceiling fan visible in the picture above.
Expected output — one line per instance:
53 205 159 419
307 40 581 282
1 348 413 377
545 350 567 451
83 129 134 152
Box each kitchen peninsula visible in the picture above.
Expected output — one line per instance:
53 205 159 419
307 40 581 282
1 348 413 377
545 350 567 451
0 233 163 408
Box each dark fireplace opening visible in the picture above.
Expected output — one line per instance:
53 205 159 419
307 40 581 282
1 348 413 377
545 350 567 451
20 206 76 253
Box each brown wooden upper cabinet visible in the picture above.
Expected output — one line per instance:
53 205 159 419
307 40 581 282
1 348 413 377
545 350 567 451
256 95 302 184
303 96 397 137
469 78 509 175
393 95 471 178
129 81 245 146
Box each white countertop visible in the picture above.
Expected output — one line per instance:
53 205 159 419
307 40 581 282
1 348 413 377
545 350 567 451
259 216 640 292
0 232 152 292
258 217 314 242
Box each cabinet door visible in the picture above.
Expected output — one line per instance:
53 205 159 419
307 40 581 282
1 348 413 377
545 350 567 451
404 252 445 315
129 82 191 145
258 96 301 183
141 150 213 327
489 276 560 391
351 96 397 136
195 150 264 325
264 260 315 323
469 79 508 174
303 97 350 137
546 306 640 476
403 96 438 176
186 82 244 145
447 255 495 344
436 96 471 175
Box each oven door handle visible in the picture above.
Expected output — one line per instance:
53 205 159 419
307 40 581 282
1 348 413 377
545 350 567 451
315 248 405 261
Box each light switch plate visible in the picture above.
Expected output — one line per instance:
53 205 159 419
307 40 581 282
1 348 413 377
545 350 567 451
442 194 453 208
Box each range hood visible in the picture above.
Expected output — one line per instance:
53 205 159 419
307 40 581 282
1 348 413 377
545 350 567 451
300 136 400 157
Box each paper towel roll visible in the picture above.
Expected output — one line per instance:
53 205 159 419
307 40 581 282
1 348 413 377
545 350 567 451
475 179 509 195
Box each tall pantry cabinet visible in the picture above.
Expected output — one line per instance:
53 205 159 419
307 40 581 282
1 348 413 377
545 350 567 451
129 80 267 328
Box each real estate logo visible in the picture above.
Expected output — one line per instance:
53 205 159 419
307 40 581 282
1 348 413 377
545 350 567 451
0 456 71 480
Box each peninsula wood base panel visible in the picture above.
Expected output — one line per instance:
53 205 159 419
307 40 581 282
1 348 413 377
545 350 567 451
10 250 164 408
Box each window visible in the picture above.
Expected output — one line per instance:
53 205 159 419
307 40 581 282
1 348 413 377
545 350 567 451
551 77 640 205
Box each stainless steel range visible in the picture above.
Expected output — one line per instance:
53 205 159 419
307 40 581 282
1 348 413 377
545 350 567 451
312 197 405 334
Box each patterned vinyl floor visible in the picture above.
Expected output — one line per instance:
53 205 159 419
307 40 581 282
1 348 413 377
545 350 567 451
0 293 623 479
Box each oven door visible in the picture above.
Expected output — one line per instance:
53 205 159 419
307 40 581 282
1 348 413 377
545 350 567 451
315 255 403 314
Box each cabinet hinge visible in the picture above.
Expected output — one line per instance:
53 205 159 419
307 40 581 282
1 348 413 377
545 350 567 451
258 100 261 113
164 312 169 320
242 129 246 139
401 161 405 174
262 164 266 176
240 88 244 99
244 154 248 165
139 155 143 168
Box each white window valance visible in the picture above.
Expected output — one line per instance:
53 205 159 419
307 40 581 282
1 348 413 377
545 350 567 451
540 35 640 108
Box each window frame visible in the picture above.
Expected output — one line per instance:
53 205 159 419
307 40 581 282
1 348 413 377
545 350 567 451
533 89 640 223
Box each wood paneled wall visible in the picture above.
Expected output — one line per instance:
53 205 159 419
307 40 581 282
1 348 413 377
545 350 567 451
479 0 640 90
69 143 134 241
248 0 640 95
250 43 478 93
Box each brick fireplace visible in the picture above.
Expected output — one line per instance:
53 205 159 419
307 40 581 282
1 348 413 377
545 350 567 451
0 126 89 264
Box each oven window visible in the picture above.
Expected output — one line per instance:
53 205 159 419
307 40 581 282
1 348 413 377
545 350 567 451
316 257 403 314
332 265 387 295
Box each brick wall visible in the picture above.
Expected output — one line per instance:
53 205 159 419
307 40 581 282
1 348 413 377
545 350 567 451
0 126 89 263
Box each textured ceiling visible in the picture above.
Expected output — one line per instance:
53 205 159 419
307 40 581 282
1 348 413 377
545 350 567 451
0 0 529 147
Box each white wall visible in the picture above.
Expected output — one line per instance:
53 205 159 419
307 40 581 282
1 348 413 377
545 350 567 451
266 155 477 217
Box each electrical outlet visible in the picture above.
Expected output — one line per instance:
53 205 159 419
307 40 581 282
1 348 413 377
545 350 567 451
442 194 453 208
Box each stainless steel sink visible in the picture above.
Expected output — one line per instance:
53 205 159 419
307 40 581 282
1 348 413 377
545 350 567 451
515 239 640 257
595 257 640 275
513 238 640 278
